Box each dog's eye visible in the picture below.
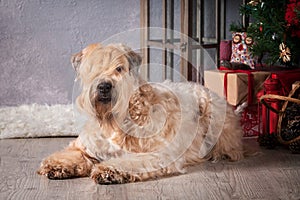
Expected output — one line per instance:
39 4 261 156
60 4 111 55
116 66 124 73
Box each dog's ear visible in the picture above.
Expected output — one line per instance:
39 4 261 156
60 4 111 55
126 50 142 69
126 50 142 76
71 43 101 73
71 52 83 73
116 44 142 69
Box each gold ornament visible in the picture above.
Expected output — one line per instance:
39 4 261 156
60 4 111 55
279 42 291 63
233 34 242 44
248 0 261 6
245 36 253 46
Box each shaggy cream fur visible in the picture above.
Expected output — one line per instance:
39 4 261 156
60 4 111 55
37 43 246 184
0 104 79 139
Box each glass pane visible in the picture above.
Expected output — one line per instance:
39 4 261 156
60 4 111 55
148 48 183 82
173 0 181 33
172 49 182 82
203 0 216 43
149 0 162 40
225 0 242 39
165 50 174 80
191 48 218 83
192 0 200 39
149 48 163 82
204 48 217 70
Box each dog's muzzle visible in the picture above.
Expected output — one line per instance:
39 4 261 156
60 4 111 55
97 81 112 104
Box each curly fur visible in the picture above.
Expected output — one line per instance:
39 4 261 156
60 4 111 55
37 43 245 184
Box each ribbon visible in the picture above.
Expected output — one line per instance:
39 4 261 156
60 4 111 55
223 70 255 105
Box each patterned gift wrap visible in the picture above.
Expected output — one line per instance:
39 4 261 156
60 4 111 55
240 104 261 137
230 32 256 69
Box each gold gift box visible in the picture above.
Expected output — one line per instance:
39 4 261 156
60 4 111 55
204 70 270 106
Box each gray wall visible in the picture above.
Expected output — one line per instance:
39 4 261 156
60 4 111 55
0 0 242 106
225 0 244 39
0 0 140 106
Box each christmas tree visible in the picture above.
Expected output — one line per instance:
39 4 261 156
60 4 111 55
231 0 300 67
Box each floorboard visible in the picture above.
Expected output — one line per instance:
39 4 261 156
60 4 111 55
0 138 299 200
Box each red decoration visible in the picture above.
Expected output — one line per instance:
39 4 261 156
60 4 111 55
241 104 261 137
285 0 300 37
261 75 282 134
259 24 263 32
223 70 259 137
258 69 300 135
223 70 254 105
219 40 232 61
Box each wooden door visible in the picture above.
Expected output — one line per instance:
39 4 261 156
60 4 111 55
140 0 225 83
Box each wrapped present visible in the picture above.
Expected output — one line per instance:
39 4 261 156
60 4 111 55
204 70 270 106
204 69 270 137
230 32 256 69
241 104 261 137
272 70 300 95
258 70 300 135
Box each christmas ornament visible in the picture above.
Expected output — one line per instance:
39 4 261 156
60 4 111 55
279 42 291 62
259 22 263 32
281 103 300 141
233 34 242 44
258 133 279 149
245 36 253 45
248 0 261 6
272 33 276 40
289 140 300 154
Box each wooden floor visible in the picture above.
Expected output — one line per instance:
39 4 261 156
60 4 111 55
0 138 299 200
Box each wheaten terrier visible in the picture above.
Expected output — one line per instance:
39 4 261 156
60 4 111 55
37 43 245 184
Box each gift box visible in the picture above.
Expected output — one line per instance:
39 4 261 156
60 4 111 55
204 69 270 137
272 70 300 95
204 70 270 106
241 104 261 137
258 70 300 135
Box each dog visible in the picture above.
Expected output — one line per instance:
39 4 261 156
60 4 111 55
37 43 245 184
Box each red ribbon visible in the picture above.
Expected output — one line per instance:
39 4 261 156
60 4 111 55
223 70 255 105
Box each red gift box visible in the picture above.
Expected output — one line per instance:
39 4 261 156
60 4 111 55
222 70 266 137
241 104 261 137
258 69 300 135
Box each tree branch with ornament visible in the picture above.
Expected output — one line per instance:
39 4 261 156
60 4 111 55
230 0 300 68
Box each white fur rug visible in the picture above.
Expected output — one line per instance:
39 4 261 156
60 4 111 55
0 104 82 139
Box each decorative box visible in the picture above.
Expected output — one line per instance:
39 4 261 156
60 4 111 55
241 104 261 137
204 70 270 106
230 32 256 69
258 70 300 135
204 69 271 137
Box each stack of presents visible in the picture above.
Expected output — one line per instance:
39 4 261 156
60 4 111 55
204 34 300 142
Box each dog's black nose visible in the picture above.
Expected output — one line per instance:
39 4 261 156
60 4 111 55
97 82 112 93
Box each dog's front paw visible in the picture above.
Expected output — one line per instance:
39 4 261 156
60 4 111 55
91 164 135 184
37 159 75 179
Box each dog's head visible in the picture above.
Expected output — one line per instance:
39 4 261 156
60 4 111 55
71 43 142 122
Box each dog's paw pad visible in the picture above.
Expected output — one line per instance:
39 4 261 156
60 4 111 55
91 166 129 185
37 163 73 179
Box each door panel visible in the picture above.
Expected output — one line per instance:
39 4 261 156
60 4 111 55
141 0 225 83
